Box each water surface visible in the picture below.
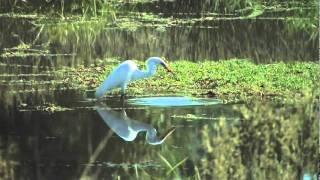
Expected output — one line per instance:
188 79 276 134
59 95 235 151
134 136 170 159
0 2 318 179
128 96 223 107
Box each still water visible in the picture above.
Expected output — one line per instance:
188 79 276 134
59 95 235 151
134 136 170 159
0 3 318 179
1 96 241 179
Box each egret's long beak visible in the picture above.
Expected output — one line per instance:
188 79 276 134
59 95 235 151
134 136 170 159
159 127 176 141
161 62 173 73
165 66 173 73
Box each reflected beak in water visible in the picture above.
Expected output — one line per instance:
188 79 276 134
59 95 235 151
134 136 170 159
159 127 176 141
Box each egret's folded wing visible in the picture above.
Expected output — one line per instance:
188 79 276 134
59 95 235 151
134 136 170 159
95 64 130 98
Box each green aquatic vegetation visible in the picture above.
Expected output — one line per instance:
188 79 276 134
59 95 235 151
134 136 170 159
1 43 47 57
59 58 319 102
2 0 316 33
1 52 73 58
1 0 116 17
158 153 189 178
116 19 142 31
0 42 74 58
199 95 318 179
0 13 46 19
58 57 121 89
246 4 264 18
115 13 187 31
208 0 316 14
18 103 72 113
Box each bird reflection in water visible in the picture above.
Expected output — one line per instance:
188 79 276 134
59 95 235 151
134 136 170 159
95 102 175 145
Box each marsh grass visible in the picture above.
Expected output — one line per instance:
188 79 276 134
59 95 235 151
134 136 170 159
1 0 316 33
157 153 189 178
0 0 116 17
59 58 319 102
199 93 318 179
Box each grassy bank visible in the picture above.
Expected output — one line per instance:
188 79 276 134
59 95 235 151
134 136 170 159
60 58 319 102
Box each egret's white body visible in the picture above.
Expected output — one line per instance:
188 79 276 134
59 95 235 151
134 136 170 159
95 57 172 98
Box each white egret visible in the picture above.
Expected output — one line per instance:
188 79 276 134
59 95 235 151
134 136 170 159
95 57 172 98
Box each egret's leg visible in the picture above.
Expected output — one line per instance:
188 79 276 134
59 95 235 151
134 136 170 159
120 109 128 119
120 83 128 98
120 93 127 118
120 94 125 107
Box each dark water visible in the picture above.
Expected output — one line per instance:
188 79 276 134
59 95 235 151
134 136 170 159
1 93 318 179
1 96 239 179
0 4 318 179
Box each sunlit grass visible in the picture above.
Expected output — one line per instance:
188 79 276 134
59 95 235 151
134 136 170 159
59 58 319 102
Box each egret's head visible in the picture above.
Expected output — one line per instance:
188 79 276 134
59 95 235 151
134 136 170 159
147 57 173 73
146 127 176 145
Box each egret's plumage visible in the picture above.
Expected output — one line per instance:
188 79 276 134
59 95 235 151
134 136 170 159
95 57 172 98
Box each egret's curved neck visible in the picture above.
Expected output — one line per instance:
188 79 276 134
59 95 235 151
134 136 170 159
132 63 157 81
